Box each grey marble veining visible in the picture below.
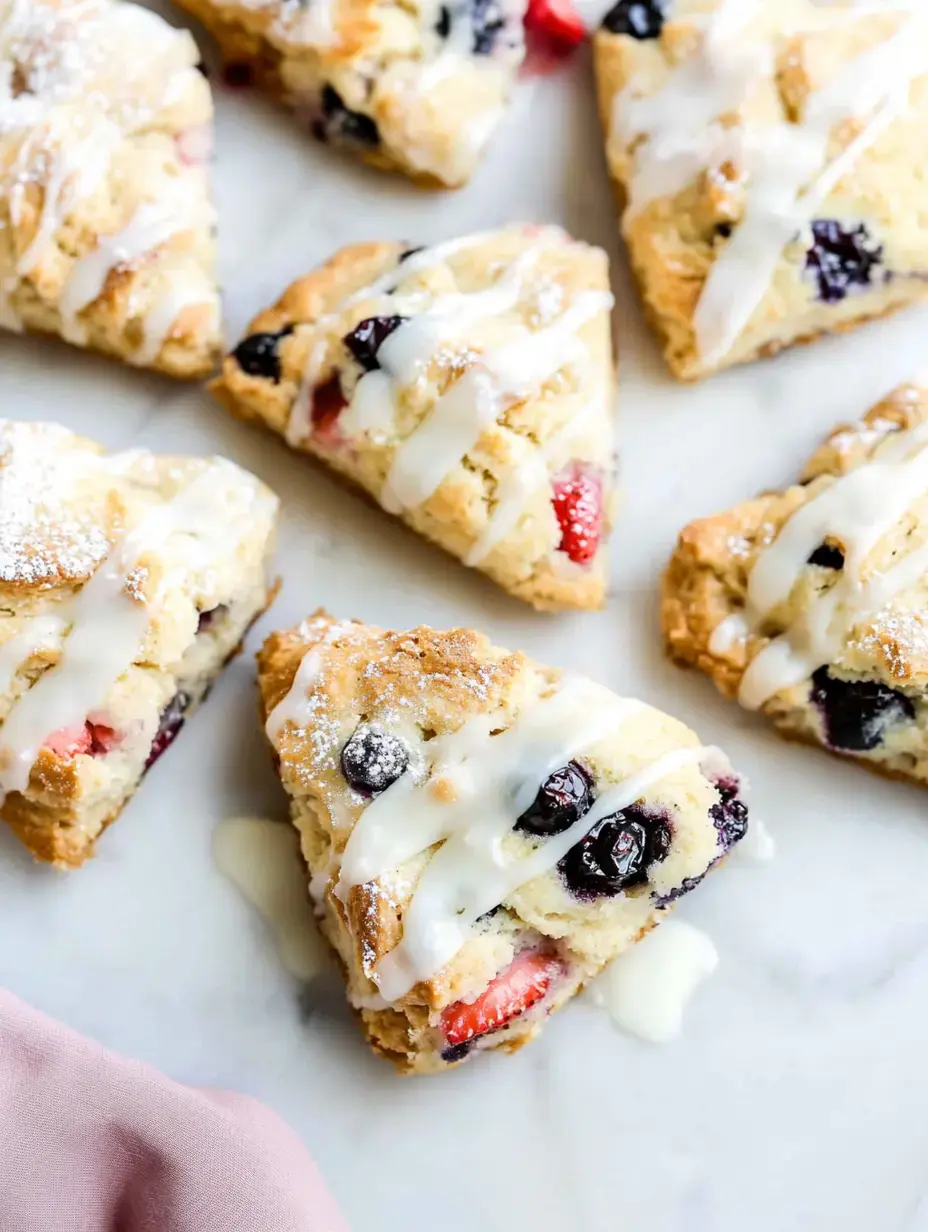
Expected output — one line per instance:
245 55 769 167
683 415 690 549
4 6 928 1230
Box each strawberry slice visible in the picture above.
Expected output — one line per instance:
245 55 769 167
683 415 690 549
552 463 604 566
441 950 565 1047
45 721 118 759
524 0 586 53
310 376 348 447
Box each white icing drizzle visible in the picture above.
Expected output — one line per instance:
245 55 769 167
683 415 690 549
286 228 568 446
710 421 928 708
59 203 195 344
132 277 213 367
321 677 708 1003
0 0 213 347
213 816 326 981
613 1 928 365
0 616 65 698
465 383 609 566
380 289 612 514
265 649 325 744
265 636 722 1003
0 459 272 803
588 920 719 1044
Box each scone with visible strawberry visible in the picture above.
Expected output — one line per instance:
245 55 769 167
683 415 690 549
257 612 750 1073
662 381 928 783
0 0 220 376
211 226 617 612
0 420 278 867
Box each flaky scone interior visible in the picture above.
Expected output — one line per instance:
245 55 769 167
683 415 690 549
172 0 527 188
663 381 928 783
257 612 749 1074
211 226 617 612
594 0 928 380
0 420 278 867
0 0 221 377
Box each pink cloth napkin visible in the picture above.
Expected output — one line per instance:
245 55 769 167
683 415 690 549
0 991 348 1232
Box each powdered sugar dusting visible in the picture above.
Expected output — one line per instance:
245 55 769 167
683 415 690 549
852 608 928 678
0 421 112 587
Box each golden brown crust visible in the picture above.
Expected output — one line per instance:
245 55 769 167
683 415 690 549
258 612 746 1072
212 228 617 613
593 4 928 381
0 0 221 377
0 420 279 867
174 0 525 187
661 381 928 781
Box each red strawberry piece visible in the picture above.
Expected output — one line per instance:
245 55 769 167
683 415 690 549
524 0 586 53
44 721 117 759
175 124 213 167
441 950 565 1047
310 375 348 446
552 463 604 566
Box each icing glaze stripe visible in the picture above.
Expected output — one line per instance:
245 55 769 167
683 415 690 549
710 421 928 708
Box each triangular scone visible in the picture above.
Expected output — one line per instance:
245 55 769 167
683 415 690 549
663 382 928 781
172 0 526 188
211 227 617 612
0 0 221 377
257 613 750 1073
593 2 928 380
0 420 278 868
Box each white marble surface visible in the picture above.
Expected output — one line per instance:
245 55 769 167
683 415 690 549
5 7 928 1231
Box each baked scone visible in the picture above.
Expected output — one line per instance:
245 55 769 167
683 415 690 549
173 0 527 187
593 0 928 380
257 612 750 1073
210 226 617 612
0 0 221 377
0 420 279 867
662 381 928 782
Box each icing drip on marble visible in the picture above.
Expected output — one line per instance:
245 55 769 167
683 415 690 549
588 920 719 1044
710 420 928 708
612 1 928 365
213 816 326 982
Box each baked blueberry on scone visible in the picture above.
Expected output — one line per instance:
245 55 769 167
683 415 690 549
0 0 221 377
172 0 527 186
593 0 928 379
211 227 616 611
663 382 928 781
257 613 750 1072
0 420 278 867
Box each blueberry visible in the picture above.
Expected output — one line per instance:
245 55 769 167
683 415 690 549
442 1041 473 1063
145 692 190 771
514 761 595 837
805 220 883 304
807 542 845 570
710 778 748 849
341 724 409 795
436 0 506 53
232 327 292 382
601 0 665 38
810 667 914 752
313 85 379 147
343 316 407 372
559 805 671 899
